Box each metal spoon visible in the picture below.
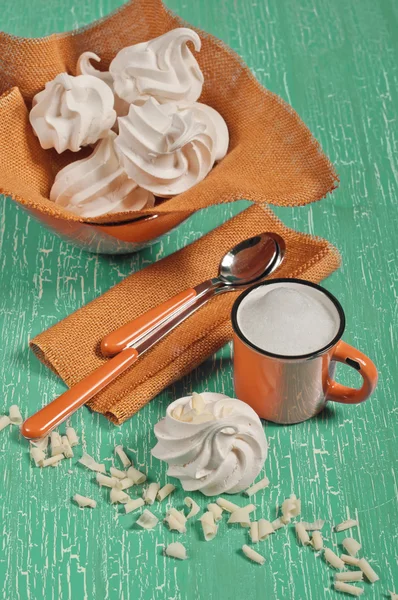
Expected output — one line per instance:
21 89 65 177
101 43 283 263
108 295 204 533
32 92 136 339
21 232 285 439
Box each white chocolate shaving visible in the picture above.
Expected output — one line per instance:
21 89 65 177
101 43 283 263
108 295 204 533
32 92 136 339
200 511 218 541
9 405 23 425
281 494 301 523
73 493 96 508
334 581 364 596
178 410 195 423
207 503 223 521
324 548 345 570
184 497 200 519
165 542 187 560
110 466 127 479
78 452 105 473
295 522 311 545
335 571 364 582
342 537 361 557
168 508 187 526
50 431 64 456
110 488 130 504
177 407 216 424
41 455 64 467
341 554 360 566
119 477 135 490
216 498 240 512
228 505 255 527
136 509 158 530
115 445 131 468
30 447 45 466
334 519 358 532
272 518 286 531
171 404 184 420
357 558 379 583
157 484 175 502
96 473 120 488
389 592 398 600
165 508 187 533
0 415 11 432
167 515 186 533
124 498 145 514
244 476 270 497
258 519 274 541
143 482 160 505
127 466 147 484
250 522 259 543
242 544 265 565
301 519 325 531
189 413 216 424
61 436 74 459
66 427 79 447
191 391 206 413
311 531 323 551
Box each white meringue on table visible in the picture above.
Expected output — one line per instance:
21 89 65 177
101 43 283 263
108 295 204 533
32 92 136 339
76 52 129 117
152 392 267 496
109 27 204 106
29 72 116 153
50 131 154 218
115 98 229 197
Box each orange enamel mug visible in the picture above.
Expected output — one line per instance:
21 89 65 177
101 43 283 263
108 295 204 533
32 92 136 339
232 279 378 424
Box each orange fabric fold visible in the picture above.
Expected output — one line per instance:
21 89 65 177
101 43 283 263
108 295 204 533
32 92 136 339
30 206 341 424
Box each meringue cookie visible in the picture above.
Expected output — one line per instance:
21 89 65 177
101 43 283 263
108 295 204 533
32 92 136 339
115 98 229 197
76 52 129 117
109 27 204 105
152 392 267 496
29 72 116 153
192 102 230 162
50 131 154 217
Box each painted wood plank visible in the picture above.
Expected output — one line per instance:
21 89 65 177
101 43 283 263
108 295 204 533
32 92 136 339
0 0 397 599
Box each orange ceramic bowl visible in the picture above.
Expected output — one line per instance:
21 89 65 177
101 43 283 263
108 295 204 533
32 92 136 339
24 206 192 254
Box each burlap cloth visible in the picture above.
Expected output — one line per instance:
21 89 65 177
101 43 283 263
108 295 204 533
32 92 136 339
30 205 341 424
0 0 338 226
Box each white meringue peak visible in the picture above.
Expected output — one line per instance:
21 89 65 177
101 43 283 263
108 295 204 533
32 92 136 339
29 72 116 153
152 392 267 496
76 52 129 117
115 98 229 197
109 27 204 106
50 131 154 218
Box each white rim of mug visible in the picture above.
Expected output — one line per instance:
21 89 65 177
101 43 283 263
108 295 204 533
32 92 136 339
231 278 346 361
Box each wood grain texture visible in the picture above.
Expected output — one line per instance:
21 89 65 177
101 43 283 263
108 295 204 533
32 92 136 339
0 0 397 599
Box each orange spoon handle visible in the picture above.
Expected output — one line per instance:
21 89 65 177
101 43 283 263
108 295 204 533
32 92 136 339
101 288 197 357
21 347 139 440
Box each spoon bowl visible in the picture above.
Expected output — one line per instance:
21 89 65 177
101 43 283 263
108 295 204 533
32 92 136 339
218 232 285 286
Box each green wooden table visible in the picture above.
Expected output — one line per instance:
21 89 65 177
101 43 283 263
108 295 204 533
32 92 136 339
0 1 397 599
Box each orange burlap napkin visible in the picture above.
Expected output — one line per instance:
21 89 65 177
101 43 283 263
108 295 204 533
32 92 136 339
0 0 338 227
30 205 341 424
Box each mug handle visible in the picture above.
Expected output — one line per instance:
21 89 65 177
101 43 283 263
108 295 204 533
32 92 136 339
326 340 378 404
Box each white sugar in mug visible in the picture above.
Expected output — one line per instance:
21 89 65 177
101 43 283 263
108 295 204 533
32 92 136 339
231 279 378 424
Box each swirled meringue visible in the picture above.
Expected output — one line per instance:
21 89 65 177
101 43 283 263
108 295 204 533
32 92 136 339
76 52 129 117
115 98 229 197
109 27 204 105
50 131 154 217
152 392 267 496
29 72 116 153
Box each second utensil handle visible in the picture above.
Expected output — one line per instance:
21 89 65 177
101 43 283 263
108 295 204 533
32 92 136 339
21 347 139 440
101 288 197 357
